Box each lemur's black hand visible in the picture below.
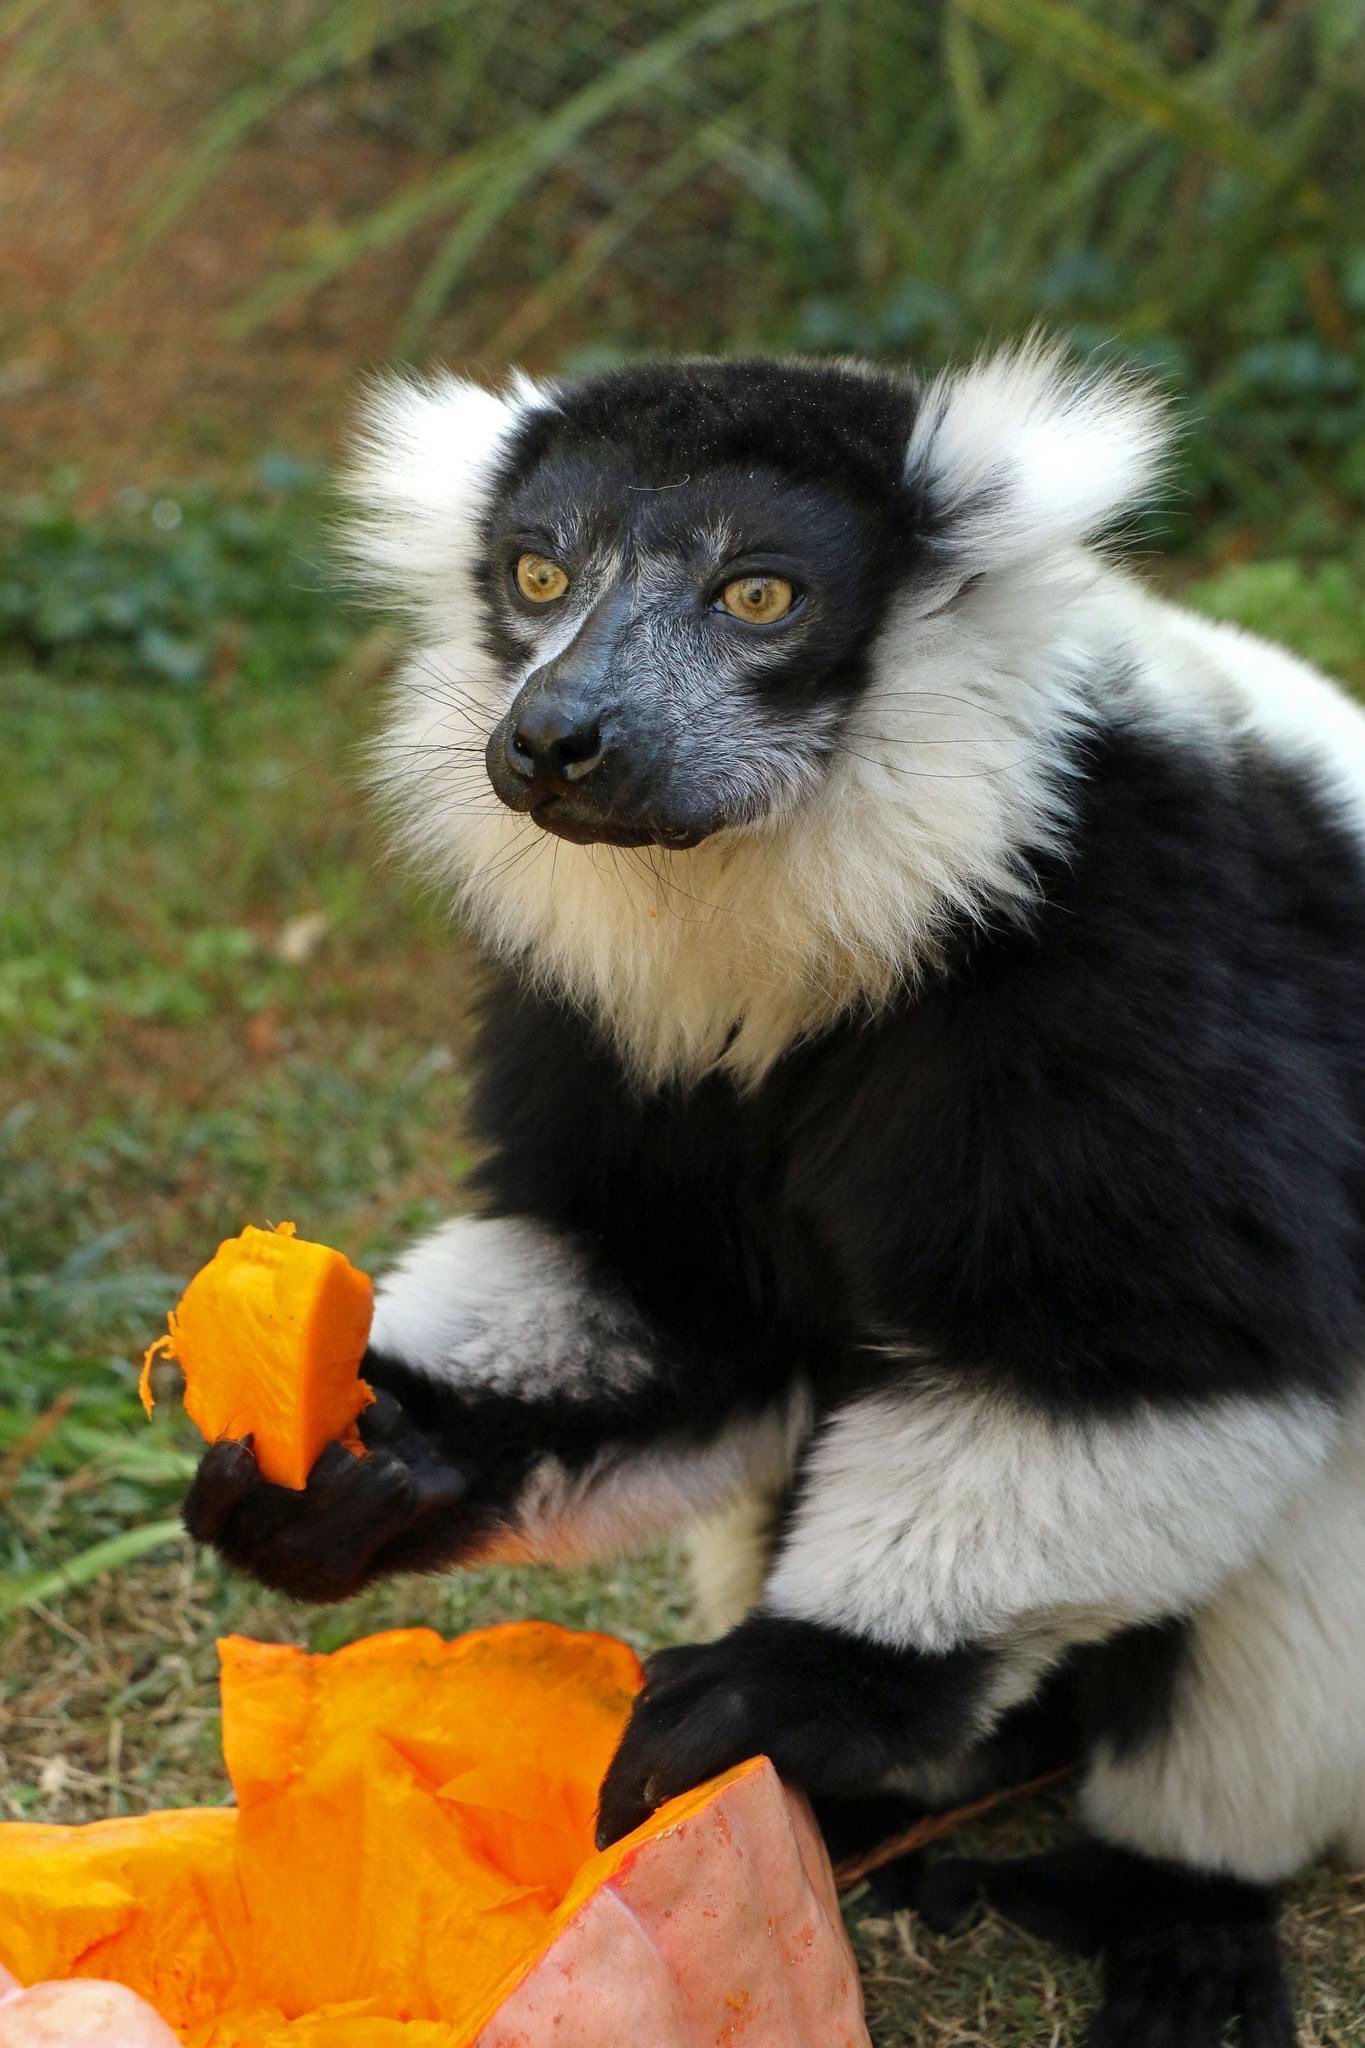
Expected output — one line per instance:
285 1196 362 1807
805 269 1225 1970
183 1389 474 1602
595 1616 942 1849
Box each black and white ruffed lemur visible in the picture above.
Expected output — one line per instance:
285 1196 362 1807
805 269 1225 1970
185 344 1365 2047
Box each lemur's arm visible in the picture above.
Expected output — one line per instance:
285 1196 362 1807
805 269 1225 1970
184 1210 802 1601
596 1373 1334 1842
184 984 807 1601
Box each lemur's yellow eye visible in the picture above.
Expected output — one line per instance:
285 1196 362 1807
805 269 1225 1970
719 574 795 625
515 553 570 603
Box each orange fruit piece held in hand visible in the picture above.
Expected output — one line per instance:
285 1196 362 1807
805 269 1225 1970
140 1222 375 1490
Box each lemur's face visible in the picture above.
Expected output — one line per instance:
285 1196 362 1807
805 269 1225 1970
354 345 1165 1079
475 363 922 849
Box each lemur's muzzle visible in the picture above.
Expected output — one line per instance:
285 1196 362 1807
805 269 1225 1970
484 599 708 848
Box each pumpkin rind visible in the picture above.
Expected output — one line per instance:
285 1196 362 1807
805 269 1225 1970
140 1223 375 1490
0 1979 182 2045
471 1760 869 2048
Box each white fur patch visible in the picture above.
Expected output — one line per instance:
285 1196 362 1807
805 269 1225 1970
370 1214 654 1401
1084 1383 1365 1881
764 1381 1335 1656
341 369 555 625
905 336 1171 569
489 1397 808 1569
1153 596 1365 845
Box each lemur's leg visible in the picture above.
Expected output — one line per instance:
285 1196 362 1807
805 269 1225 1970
824 1657 1082 1901
597 1376 1337 2044
1082 1384 1365 1886
184 1214 806 1602
601 1377 1335 1833
686 1489 781 1637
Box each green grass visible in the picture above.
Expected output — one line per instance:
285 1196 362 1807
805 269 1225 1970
1 502 1362 2039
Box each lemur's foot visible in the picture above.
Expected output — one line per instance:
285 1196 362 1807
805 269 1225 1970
907 1842 1294 2048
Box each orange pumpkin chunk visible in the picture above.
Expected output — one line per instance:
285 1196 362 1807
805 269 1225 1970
140 1223 375 1490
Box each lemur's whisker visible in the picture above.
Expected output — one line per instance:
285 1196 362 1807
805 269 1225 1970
469 829 545 892
839 732 1026 748
829 744 1025 783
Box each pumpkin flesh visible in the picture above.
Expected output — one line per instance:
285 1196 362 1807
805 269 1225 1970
0 1626 870 2047
140 1223 375 1490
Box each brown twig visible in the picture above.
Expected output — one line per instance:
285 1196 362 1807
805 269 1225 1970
833 1763 1076 1890
0 1389 77 1509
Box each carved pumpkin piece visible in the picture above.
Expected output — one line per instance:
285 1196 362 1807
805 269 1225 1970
139 1223 375 1490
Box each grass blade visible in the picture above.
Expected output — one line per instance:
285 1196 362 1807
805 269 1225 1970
952 0 1329 214
0 1519 184 1620
122 0 474 269
483 116 738 360
226 0 822 341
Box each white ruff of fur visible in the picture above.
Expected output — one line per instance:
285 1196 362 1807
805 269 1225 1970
353 347 1170 1088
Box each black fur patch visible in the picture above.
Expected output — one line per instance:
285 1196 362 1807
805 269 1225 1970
495 357 924 506
190 710 1365 1617
1072 1616 1193 1763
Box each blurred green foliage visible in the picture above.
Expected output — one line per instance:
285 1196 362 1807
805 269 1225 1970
25 0 1359 545
0 647 470 1595
2 10 1364 2007
1186 558 1365 684
0 460 348 686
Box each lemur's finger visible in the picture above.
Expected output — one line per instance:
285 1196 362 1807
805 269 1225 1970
190 1440 417 1602
636 1642 715 1700
182 1438 257 1543
255 1449 415 1600
356 1388 412 1451
408 1461 471 1511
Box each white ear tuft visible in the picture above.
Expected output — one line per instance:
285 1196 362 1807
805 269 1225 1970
904 337 1171 569
340 369 556 608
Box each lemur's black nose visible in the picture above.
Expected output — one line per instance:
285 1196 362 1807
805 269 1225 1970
506 700 605 788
